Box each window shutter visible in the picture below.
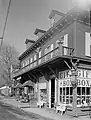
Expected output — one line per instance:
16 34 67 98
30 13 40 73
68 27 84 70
30 58 33 68
39 51 41 58
39 51 41 64
51 44 54 50
63 34 68 55
85 32 91 56
51 44 54 58
63 34 68 47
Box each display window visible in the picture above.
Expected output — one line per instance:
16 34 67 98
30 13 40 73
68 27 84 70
60 87 73 104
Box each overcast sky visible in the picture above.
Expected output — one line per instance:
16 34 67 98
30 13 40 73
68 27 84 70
0 0 74 55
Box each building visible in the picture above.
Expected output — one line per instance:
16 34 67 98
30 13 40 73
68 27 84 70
13 7 91 116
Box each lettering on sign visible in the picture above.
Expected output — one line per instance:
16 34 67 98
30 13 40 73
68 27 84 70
59 69 91 79
59 79 91 87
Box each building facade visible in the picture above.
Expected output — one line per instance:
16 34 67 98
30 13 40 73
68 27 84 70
13 7 91 116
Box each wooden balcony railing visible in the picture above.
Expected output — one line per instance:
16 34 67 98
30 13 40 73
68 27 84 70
13 46 74 78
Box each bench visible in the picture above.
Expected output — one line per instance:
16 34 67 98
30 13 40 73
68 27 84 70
56 103 66 115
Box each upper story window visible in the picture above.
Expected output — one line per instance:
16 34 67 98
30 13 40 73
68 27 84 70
34 54 37 66
38 51 42 64
62 34 68 47
25 59 30 66
22 63 25 68
30 58 33 68
34 54 37 61
55 40 60 48
85 32 91 56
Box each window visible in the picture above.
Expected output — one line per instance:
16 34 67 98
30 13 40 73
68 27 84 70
30 58 33 68
51 44 54 58
39 51 42 64
55 40 60 48
34 54 37 66
27 59 29 65
62 34 68 55
22 63 25 68
77 87 91 105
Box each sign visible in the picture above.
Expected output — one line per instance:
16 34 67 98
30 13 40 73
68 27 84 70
39 83 47 89
59 69 91 79
59 79 91 87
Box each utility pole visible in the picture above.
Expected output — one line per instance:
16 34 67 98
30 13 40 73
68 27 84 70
0 0 11 47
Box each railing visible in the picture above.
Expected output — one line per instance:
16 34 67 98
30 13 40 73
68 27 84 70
13 46 74 78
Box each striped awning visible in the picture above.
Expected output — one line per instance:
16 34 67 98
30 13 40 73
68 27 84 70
14 83 22 88
22 80 34 87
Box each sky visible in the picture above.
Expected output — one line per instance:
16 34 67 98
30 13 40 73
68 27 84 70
0 0 75 55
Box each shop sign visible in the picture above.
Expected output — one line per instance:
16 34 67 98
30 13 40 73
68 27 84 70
39 83 47 89
59 69 91 79
59 79 91 87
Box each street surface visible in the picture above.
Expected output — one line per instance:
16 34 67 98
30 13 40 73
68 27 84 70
0 101 52 120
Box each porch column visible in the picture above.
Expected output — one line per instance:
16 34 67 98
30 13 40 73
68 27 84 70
90 85 91 105
58 79 60 104
37 83 40 102
49 79 51 108
55 78 57 104
71 70 77 117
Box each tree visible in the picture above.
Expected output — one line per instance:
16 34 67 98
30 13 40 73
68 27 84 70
0 42 19 86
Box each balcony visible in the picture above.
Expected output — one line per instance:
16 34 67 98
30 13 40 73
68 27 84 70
13 46 74 78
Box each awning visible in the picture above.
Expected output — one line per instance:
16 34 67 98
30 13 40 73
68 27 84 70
22 80 34 87
14 83 22 88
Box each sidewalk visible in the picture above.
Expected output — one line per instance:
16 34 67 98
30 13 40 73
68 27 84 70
0 95 91 120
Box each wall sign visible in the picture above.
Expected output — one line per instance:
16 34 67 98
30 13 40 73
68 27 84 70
59 79 91 87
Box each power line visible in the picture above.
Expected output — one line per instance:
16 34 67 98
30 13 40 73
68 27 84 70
1 0 11 46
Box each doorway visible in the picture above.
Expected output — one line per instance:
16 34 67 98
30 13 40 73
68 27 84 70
51 78 55 107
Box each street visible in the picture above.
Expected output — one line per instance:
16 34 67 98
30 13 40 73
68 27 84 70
0 101 52 120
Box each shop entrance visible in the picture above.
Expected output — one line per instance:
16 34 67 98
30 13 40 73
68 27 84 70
51 78 55 107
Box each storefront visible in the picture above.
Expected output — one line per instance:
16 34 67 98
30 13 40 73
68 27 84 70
59 69 91 106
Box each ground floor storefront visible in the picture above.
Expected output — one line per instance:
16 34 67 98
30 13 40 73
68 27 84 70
34 68 91 116
13 57 91 116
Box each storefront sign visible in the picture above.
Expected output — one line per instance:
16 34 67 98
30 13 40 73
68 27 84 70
59 69 91 79
59 79 91 87
39 83 47 89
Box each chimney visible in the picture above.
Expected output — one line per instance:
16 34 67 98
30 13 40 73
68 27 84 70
49 10 65 27
25 39 35 49
34 28 46 39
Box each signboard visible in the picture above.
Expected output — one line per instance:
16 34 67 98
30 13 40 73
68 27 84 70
59 69 91 87
39 83 47 89
59 69 91 79
59 78 91 87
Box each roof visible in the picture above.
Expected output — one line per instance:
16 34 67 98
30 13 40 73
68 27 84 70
34 28 46 35
19 6 90 60
49 10 65 19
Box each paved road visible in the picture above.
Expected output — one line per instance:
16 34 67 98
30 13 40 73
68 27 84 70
0 101 52 120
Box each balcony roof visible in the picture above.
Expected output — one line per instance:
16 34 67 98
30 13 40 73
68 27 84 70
19 6 90 60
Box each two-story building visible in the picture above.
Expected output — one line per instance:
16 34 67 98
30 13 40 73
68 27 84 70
13 6 91 116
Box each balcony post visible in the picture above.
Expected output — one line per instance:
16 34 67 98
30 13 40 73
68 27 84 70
71 69 78 117
59 41 63 55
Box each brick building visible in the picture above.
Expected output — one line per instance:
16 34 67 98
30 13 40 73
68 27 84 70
13 7 91 116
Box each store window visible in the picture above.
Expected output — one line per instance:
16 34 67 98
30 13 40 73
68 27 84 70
60 87 73 104
77 87 91 105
